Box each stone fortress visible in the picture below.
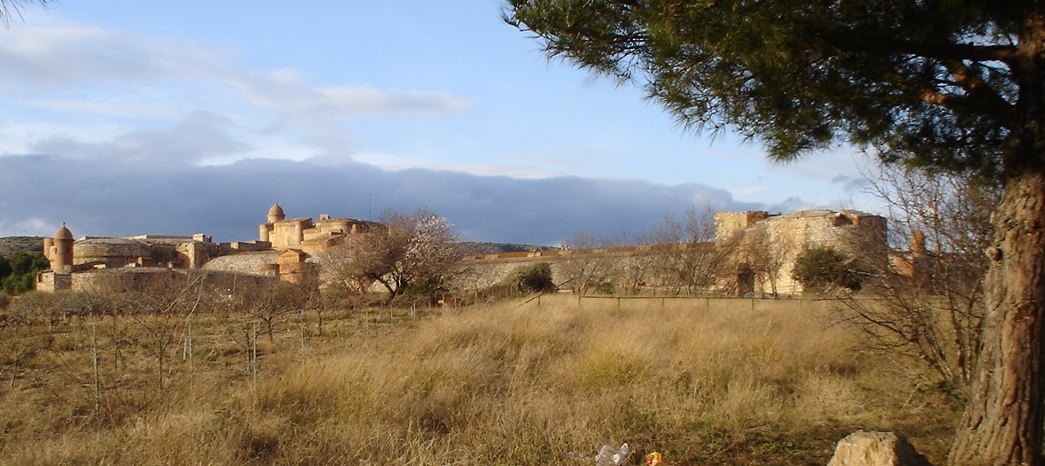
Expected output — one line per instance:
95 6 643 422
36 204 381 293
36 204 888 297
460 209 889 296
713 209 887 295
258 203 380 254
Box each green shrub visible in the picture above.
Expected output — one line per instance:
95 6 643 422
793 246 862 293
502 262 557 294
0 252 49 295
593 281 616 295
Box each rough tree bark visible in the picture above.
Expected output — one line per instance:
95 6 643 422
953 7 1045 461
949 170 1045 466
949 11 1045 464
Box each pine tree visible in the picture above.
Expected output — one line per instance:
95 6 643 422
505 2 1045 464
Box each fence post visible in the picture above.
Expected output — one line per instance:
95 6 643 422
92 325 100 416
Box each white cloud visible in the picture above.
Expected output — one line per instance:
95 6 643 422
0 23 473 168
0 217 54 238
0 25 222 88
21 98 179 119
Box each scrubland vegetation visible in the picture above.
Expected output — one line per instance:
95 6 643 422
0 251 48 294
0 293 961 465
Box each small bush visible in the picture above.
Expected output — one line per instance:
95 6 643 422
593 281 616 295
793 246 862 293
502 262 557 294
0 252 49 295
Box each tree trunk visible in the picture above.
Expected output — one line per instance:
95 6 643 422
948 169 1045 466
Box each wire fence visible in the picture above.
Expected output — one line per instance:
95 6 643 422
521 292 850 313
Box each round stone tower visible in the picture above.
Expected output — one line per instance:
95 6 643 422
53 223 74 274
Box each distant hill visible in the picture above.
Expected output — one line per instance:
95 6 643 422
0 236 44 256
456 242 554 256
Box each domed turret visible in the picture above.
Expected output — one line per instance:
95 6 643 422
267 203 286 223
53 223 74 274
55 224 73 240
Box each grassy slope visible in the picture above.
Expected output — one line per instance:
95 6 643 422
0 296 960 465
0 236 44 257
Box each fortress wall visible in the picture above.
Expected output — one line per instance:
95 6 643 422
185 270 278 293
455 246 713 292
714 211 770 244
36 271 62 292
764 217 815 295
226 241 271 253
73 239 151 268
306 219 350 240
71 269 185 293
67 269 277 294
270 220 309 248
761 211 887 294
456 259 588 291
455 261 538 291
176 241 205 269
707 210 887 296
202 251 279 275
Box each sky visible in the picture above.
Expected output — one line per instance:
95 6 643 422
0 1 877 246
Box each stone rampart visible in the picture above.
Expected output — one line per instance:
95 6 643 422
716 210 886 295
457 243 713 291
65 268 276 294
459 210 885 297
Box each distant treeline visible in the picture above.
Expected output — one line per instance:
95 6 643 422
0 252 49 294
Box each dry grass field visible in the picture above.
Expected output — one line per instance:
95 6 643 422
0 294 961 465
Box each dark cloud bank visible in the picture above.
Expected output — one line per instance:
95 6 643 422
0 155 774 246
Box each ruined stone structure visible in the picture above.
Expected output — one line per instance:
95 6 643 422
714 209 887 296
37 204 370 293
891 230 930 286
456 243 713 292
462 209 888 297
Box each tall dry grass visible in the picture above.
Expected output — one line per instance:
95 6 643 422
0 295 960 465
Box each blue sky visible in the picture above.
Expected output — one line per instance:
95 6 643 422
0 1 875 245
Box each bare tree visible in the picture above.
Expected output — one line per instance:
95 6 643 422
840 165 999 389
121 275 206 392
558 231 621 295
715 222 796 297
244 281 306 342
645 208 722 296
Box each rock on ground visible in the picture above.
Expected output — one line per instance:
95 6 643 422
826 431 933 466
